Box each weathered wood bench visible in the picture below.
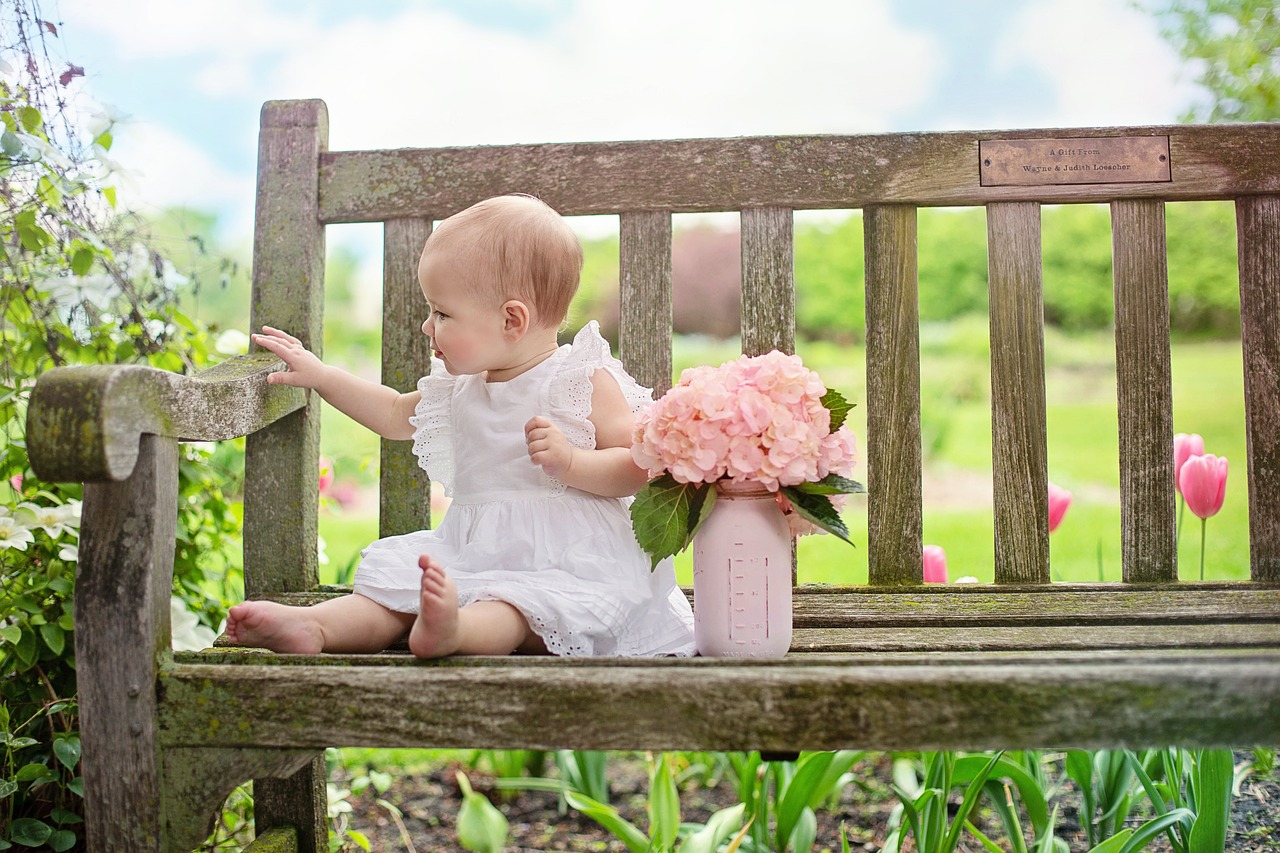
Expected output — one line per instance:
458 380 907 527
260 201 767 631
27 99 1280 852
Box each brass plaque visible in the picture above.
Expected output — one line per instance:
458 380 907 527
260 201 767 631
979 136 1171 186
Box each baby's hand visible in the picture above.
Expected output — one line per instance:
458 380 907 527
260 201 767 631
525 416 573 480
253 326 328 388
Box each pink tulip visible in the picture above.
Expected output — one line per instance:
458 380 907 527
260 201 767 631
8 474 21 492
922 545 948 583
1179 454 1228 520
1173 433 1204 495
1048 482 1072 533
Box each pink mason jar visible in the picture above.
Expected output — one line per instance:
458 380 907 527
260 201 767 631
692 480 793 657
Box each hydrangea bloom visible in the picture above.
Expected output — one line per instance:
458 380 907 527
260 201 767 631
632 351 858 493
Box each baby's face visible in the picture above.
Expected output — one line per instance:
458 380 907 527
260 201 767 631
418 248 508 376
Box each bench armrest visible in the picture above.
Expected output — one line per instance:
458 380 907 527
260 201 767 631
27 354 306 483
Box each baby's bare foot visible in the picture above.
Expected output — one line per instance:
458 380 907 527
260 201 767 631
225 601 324 654
408 555 461 659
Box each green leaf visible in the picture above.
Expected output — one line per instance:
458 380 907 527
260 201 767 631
820 388 855 432
776 752 834 848
780 488 853 544
629 475 714 569
15 763 55 784
647 754 680 851
70 247 95 276
454 772 508 853
1188 749 1232 852
18 106 42 133
682 804 746 853
943 751 1006 853
47 830 77 853
40 623 64 657
53 735 80 771
0 778 18 799
49 806 82 825
565 790 649 853
94 130 113 151
789 474 865 496
102 186 116 208
1121 809 1194 853
0 625 20 645
1 130 22 158
954 754 1050 837
8 818 52 847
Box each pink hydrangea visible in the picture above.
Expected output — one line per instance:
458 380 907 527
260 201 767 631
632 350 858 493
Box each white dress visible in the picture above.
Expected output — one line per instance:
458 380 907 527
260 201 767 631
353 322 696 657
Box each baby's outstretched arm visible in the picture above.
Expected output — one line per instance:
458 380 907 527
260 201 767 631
525 368 650 498
254 326 419 440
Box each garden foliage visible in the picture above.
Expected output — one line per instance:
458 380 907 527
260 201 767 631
0 4 241 846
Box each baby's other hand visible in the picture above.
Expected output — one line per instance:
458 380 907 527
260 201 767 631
254 326 327 388
525 416 573 479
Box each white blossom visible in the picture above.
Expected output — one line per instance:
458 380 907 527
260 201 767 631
16 501 80 538
169 597 218 652
215 329 251 355
58 543 78 562
0 514 34 552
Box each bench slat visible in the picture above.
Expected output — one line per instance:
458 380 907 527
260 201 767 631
316 125 1280 223
380 217 434 537
159 654 1280 752
987 202 1050 583
864 205 924 584
1112 200 1176 582
251 584 1280 625
792 623 1280 652
740 206 795 357
1237 194 1280 582
619 210 674 395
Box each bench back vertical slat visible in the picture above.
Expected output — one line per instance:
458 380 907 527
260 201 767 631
619 210 674 396
1236 194 1280 582
379 217 434 537
740 206 795 357
1111 199 1177 583
864 204 925 585
987 202 1050 584
244 99 328 596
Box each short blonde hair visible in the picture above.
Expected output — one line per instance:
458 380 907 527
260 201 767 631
423 195 583 326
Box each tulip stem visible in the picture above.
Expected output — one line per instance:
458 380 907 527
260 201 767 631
1199 516 1207 582
1177 497 1185 542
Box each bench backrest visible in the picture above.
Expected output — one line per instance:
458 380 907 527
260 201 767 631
242 99 1280 598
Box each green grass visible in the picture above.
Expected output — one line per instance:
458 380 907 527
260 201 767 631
319 327 1253 585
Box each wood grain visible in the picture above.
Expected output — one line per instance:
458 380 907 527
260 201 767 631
1111 200 1176 582
987 203 1049 584
1236 194 1280 582
740 206 795 356
317 125 1280 223
380 218 433 538
159 653 1280 753
245 99 328 597
863 205 923 585
76 434 176 851
619 210 673 395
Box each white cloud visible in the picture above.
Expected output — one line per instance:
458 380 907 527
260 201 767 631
252 1 940 150
107 118 254 229
994 0 1196 127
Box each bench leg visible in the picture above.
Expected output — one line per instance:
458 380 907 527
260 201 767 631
76 434 177 851
255 752 328 853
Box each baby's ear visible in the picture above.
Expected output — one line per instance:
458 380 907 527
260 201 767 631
501 300 532 338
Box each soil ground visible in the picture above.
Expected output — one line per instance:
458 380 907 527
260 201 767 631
337 751 1280 852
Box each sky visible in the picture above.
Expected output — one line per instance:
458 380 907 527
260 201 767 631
29 0 1204 262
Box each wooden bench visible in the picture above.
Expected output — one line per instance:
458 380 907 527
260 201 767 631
27 99 1280 852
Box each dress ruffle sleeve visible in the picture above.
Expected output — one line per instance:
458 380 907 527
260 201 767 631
408 357 458 493
544 321 656 458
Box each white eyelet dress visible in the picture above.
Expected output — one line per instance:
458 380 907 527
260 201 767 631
352 322 696 657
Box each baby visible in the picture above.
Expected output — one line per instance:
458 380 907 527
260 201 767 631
225 194 694 658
